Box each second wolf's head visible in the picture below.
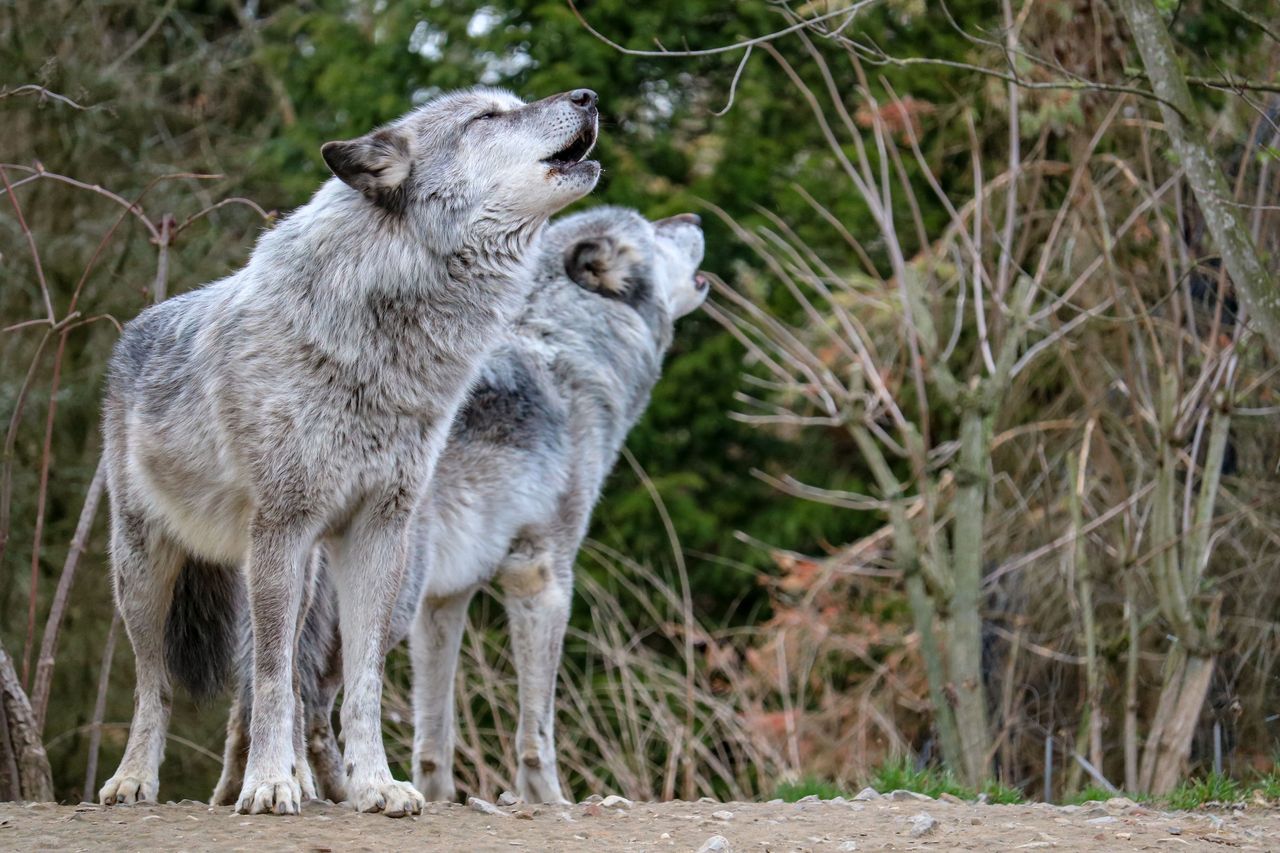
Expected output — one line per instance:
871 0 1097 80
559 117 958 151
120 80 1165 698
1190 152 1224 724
321 86 601 246
553 206 709 325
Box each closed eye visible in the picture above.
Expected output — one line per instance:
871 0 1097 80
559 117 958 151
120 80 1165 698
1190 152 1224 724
471 110 501 123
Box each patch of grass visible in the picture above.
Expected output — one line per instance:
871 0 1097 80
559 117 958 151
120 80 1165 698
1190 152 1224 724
1251 769 1280 802
867 759 1024 803
1166 773 1244 810
773 777 850 802
979 779 1026 804
871 758 969 799
1064 784 1120 805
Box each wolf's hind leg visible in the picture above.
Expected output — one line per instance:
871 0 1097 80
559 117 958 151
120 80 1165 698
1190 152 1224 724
306 672 344 802
211 681 251 805
410 588 474 801
100 512 184 806
499 539 572 805
291 550 320 801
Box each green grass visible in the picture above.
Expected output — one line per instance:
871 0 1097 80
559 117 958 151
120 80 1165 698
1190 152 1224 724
978 778 1027 804
870 758 972 799
774 763 1280 809
1166 774 1245 810
773 777 851 802
870 759 1026 803
1063 784 1117 805
771 759 1028 804
1253 769 1280 801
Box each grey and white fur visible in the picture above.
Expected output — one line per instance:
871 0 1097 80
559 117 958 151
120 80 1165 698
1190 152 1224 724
217 206 709 805
98 86 601 817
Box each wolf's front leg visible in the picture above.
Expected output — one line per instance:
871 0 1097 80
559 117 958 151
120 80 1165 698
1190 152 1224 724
100 513 185 806
237 518 316 816
330 499 425 817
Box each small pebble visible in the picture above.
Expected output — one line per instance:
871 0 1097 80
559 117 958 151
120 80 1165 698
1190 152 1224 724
712 810 734 821
853 787 880 802
697 835 730 852
909 812 938 837
467 797 507 817
1085 815 1117 825
837 841 858 851
497 791 518 807
602 795 633 810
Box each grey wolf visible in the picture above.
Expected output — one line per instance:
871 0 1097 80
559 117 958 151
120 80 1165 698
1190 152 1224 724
98 86 601 817
216 206 708 805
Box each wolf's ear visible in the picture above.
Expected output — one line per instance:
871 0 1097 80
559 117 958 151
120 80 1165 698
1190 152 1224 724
321 128 412 212
564 237 644 299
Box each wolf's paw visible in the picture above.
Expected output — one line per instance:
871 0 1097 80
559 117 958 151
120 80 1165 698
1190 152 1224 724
349 778 424 817
209 778 239 807
413 765 457 803
517 764 569 805
100 773 158 805
237 777 302 815
296 761 318 801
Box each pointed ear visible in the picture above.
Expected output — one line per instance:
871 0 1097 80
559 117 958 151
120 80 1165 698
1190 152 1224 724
564 236 644 298
321 128 412 212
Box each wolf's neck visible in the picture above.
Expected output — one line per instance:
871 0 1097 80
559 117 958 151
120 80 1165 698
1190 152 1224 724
243 184 543 409
520 290 667 441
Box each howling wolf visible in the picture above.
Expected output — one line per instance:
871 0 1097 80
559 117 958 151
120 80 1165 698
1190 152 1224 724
216 206 709 805
99 86 601 816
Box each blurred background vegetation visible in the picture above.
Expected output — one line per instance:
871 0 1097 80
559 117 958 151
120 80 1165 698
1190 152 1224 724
3 0 1279 805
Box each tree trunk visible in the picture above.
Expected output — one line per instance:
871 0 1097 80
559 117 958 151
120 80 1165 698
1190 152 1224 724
0 645 53 802
1123 584 1140 793
1140 650 1215 795
1115 0 1280 353
850 424 965 771
948 402 992 786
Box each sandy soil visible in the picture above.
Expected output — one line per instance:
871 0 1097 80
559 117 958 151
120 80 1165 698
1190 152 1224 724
1 792 1276 852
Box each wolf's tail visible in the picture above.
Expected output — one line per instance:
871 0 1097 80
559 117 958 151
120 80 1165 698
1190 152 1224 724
164 558 242 702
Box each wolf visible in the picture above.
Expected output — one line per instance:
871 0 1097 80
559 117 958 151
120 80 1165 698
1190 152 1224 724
98 86 601 817
215 206 709 805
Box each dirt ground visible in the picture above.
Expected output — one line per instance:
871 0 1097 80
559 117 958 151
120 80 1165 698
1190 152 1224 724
1 792 1276 852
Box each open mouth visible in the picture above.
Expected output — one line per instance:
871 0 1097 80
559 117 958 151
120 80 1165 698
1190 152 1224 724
543 120 598 172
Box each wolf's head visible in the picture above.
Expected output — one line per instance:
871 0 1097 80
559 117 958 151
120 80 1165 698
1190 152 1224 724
556 207 709 323
321 86 600 243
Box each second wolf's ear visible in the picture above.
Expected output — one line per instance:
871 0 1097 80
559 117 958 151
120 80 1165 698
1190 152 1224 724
322 128 412 212
565 237 644 299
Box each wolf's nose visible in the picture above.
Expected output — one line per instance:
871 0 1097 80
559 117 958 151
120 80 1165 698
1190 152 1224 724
569 89 598 110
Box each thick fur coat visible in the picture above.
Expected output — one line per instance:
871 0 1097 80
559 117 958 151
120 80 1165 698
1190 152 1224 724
216 206 708 805
99 86 601 816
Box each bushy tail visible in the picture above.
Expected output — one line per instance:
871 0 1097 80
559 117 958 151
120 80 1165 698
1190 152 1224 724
164 558 242 702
